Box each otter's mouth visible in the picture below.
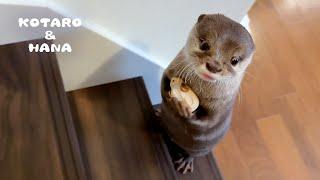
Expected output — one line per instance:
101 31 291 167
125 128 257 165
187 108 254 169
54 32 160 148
200 73 215 80
194 64 217 82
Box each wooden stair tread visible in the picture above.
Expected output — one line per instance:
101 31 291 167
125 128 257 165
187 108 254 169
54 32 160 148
0 39 221 179
68 77 222 180
0 40 86 180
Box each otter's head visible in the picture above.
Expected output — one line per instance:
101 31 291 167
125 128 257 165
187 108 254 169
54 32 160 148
185 14 255 82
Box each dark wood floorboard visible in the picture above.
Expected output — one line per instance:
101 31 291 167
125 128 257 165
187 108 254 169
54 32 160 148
68 77 222 180
0 40 86 180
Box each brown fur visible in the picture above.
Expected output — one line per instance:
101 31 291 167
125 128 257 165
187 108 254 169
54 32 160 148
159 14 255 173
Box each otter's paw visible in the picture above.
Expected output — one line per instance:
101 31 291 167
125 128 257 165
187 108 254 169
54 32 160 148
168 97 194 119
154 107 161 117
174 156 194 174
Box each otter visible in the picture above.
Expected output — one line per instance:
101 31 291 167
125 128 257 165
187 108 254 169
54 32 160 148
158 14 255 174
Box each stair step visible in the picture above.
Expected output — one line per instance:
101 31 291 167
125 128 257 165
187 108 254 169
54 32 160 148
68 77 222 180
0 39 221 180
0 40 86 180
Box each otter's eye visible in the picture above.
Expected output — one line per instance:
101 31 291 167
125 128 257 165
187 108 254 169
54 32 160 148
199 39 210 51
230 56 241 66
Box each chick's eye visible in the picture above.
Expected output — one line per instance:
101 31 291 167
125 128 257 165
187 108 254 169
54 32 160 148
199 39 210 51
230 56 241 66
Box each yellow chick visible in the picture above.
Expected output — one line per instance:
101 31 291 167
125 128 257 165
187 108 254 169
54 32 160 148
169 77 199 112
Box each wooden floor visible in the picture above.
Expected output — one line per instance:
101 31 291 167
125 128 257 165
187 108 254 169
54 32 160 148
67 77 222 180
0 39 222 179
214 0 320 179
0 40 86 180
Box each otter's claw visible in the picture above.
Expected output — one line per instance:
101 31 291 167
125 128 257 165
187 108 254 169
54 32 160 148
174 156 194 174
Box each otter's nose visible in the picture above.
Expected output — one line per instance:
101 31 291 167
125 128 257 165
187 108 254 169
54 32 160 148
206 62 222 73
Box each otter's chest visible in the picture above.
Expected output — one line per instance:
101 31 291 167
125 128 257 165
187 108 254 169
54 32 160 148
186 79 235 112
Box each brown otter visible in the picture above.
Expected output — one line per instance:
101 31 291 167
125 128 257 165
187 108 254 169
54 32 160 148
158 14 255 174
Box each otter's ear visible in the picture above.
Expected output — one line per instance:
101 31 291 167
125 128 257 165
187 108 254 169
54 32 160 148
197 14 206 23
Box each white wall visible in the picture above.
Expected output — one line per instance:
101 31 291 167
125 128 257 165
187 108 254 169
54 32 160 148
0 4 75 45
0 0 46 7
0 1 255 104
49 0 255 68
0 1 255 67
55 27 163 104
48 0 255 104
